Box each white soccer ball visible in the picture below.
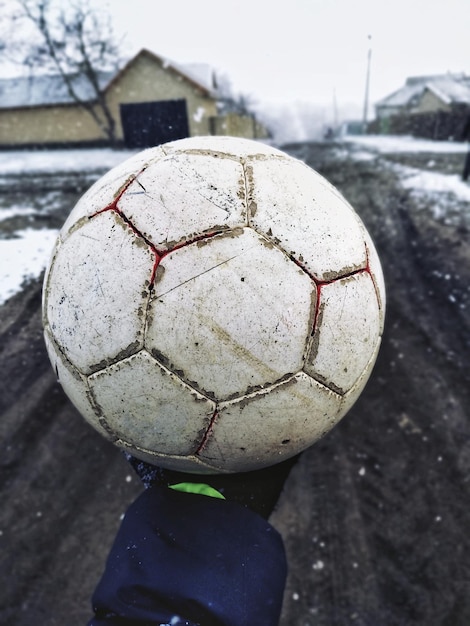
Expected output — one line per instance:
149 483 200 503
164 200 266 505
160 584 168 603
42 136 385 474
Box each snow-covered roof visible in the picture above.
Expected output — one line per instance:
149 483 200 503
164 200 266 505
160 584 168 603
377 73 470 109
172 61 215 92
0 49 215 110
0 71 114 109
425 77 470 105
377 82 423 108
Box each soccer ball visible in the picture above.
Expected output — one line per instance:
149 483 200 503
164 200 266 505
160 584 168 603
42 136 385 474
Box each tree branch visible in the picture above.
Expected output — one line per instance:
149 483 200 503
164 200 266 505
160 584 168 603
9 0 121 144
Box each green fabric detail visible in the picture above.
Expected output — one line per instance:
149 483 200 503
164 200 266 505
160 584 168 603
169 482 225 500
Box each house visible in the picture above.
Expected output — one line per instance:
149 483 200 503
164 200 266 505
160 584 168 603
373 73 470 140
0 48 268 148
376 74 470 119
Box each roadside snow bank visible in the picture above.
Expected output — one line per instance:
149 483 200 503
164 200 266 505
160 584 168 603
0 148 137 175
401 170 470 201
398 168 470 226
344 135 469 154
0 228 57 305
345 134 470 225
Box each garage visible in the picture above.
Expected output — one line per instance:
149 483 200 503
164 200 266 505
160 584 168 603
120 99 190 148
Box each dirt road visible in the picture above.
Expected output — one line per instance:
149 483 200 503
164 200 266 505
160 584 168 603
1 141 470 625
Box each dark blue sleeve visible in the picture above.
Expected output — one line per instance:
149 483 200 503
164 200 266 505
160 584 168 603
88 486 287 626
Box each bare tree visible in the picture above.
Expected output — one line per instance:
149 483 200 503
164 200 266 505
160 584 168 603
1 0 123 144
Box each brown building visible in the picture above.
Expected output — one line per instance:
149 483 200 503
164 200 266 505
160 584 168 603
0 48 268 148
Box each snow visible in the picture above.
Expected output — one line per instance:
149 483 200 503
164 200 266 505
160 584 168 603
401 169 470 202
0 148 137 175
0 228 58 305
344 134 469 154
0 206 38 222
0 72 115 110
1 138 470 306
345 134 470 228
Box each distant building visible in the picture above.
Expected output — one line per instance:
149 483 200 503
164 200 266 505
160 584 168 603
373 73 470 140
0 48 268 148
376 74 470 118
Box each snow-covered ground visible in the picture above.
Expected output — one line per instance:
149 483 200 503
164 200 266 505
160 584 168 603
343 134 469 154
0 137 469 305
346 135 470 224
0 148 137 176
1 229 58 303
400 167 470 206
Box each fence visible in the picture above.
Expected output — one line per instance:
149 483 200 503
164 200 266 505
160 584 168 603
369 107 470 141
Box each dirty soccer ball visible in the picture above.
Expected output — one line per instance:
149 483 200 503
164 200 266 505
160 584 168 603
42 136 385 474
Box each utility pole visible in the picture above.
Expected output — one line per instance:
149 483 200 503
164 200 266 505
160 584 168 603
362 35 372 134
332 87 338 129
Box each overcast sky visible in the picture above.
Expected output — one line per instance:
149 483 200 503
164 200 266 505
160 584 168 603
108 0 468 115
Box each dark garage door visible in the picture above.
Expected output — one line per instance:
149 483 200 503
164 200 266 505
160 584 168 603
120 99 190 148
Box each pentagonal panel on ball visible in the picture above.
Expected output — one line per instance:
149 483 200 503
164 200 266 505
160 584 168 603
248 156 367 281
146 228 315 401
199 372 344 472
305 271 381 394
88 350 216 456
44 211 155 374
119 152 247 251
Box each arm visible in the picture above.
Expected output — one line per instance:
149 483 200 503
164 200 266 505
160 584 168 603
88 484 288 626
